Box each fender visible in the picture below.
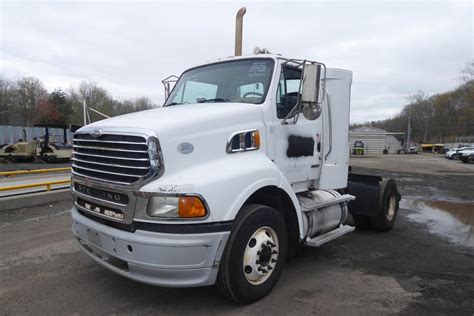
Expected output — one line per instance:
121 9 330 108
140 152 305 239
223 163 304 240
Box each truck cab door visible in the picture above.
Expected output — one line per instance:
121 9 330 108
272 64 322 192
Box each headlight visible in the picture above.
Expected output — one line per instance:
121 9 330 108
226 130 260 153
148 138 165 178
147 196 207 218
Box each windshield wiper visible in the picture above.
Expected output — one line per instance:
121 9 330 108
166 102 182 106
197 98 230 103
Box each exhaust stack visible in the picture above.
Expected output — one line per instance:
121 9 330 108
234 7 246 56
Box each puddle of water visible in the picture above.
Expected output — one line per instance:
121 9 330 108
401 198 474 248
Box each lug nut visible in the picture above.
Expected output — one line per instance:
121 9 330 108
272 250 278 254
271 258 277 263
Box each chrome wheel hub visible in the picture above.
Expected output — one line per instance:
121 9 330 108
243 226 279 285
386 192 396 221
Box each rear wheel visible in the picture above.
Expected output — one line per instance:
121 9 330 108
216 204 287 303
370 179 399 232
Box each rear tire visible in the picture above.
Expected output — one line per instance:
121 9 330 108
216 204 287 303
369 179 399 232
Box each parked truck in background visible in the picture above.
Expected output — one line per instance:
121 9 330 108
70 8 401 303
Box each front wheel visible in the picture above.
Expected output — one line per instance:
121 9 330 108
216 204 287 303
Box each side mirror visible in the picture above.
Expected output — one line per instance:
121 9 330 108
301 63 322 121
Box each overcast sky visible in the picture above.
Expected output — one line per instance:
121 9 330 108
1 0 472 122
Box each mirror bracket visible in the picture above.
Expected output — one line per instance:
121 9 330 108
281 60 326 125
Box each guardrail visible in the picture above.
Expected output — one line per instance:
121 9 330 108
0 179 71 192
0 167 71 177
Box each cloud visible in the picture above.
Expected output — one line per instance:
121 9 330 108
1 1 472 122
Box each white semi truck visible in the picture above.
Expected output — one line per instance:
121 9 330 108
70 9 401 303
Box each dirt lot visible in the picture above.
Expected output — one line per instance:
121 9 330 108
351 152 474 176
0 154 473 314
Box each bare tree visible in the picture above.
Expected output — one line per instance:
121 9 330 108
405 91 433 143
459 59 474 82
0 78 16 125
15 77 47 126
68 81 115 124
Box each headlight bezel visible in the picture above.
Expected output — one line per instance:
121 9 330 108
146 193 210 220
147 136 165 179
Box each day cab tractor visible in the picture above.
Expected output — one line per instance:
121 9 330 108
70 8 401 303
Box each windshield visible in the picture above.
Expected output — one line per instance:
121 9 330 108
165 58 274 106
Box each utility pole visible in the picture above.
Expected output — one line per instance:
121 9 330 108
83 98 87 126
407 112 411 150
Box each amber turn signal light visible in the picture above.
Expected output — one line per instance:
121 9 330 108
178 196 207 218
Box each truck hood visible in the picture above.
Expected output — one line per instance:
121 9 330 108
78 102 266 185
81 102 263 137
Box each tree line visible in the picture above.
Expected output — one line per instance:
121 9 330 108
0 76 157 127
351 60 474 144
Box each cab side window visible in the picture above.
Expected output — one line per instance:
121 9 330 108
276 66 301 119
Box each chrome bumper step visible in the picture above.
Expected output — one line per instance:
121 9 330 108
305 225 355 247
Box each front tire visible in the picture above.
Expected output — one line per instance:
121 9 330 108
216 204 287 303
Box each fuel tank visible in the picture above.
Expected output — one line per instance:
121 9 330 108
299 189 349 239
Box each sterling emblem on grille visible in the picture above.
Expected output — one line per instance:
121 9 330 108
90 129 103 138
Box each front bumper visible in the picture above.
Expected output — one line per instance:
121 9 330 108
71 207 230 287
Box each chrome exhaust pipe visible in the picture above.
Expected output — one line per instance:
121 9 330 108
235 7 246 56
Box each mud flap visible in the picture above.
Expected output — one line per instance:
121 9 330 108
346 173 391 216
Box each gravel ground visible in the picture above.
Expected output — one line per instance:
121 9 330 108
0 154 473 314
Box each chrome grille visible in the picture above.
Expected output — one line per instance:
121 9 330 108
72 133 151 185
